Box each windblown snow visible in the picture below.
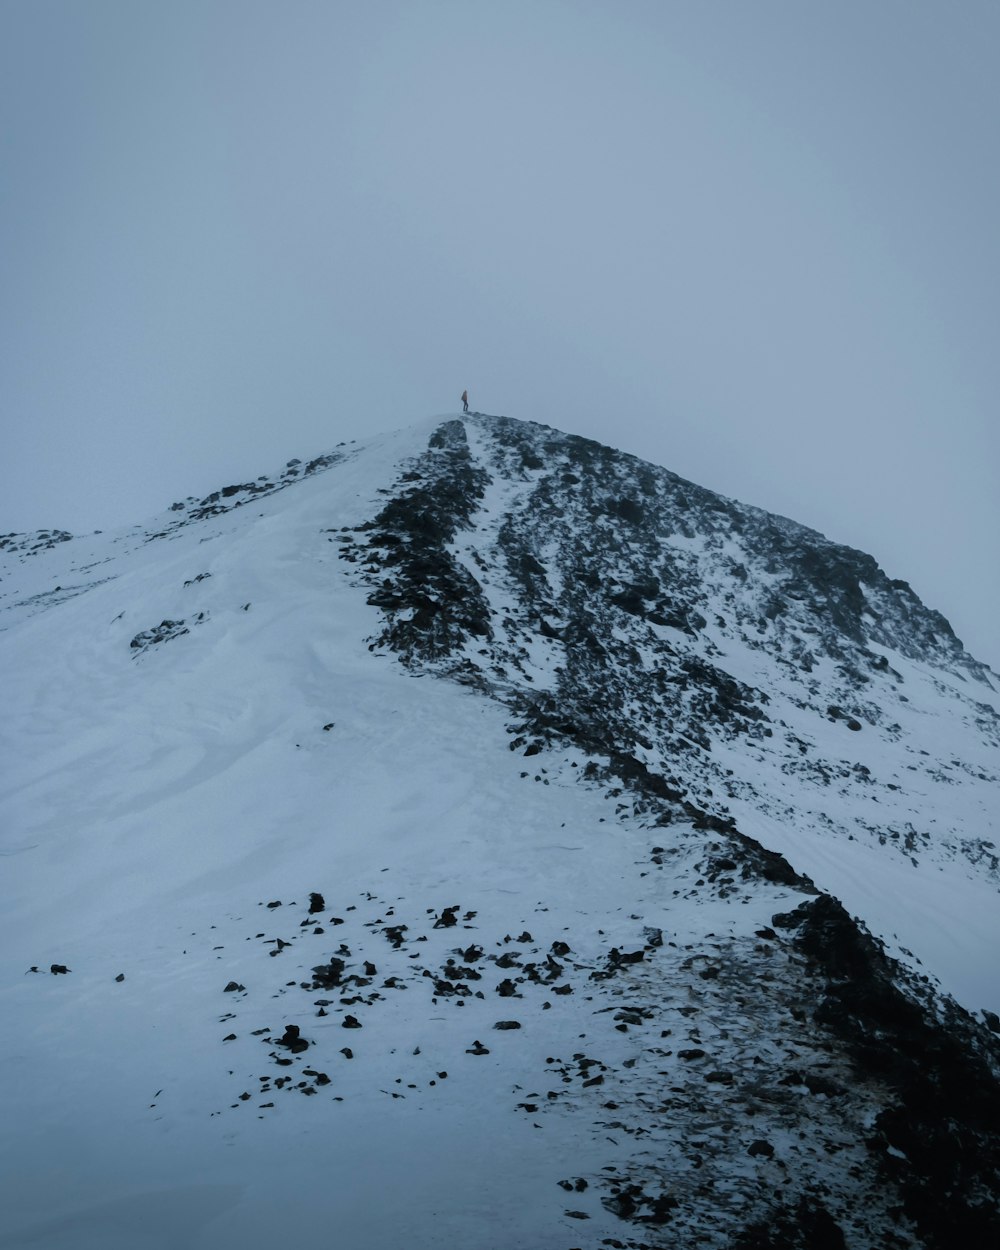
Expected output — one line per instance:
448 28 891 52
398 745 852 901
1 413 997 1249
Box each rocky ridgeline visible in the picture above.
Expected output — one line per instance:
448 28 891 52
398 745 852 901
1 448 352 567
145 448 351 538
343 414 994 733
349 419 493 663
346 419 989 753
329 415 1000 1245
0 528 73 558
338 414 997 872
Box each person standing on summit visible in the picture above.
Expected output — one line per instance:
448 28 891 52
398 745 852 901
461 390 469 413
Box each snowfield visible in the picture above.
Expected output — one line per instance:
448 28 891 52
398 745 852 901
1 413 997 1249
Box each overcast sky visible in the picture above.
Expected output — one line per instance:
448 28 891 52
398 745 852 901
3 1 998 669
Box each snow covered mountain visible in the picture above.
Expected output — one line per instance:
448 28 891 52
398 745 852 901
1 412 998 1249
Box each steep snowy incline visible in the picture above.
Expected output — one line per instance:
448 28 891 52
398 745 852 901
1 412 998 1250
345 413 1000 1014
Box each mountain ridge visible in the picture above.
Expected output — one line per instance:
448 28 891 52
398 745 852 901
4 410 994 687
1 411 998 1249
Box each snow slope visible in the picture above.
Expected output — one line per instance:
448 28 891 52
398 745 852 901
1 413 997 1249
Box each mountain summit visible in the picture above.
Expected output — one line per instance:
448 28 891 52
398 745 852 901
2 412 998 1249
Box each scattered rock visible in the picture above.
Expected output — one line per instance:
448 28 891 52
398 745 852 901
276 1025 309 1054
129 619 189 653
311 958 345 989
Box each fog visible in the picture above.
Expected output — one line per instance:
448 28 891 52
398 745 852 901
2 1 997 667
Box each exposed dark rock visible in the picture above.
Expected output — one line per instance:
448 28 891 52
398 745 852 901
310 958 345 989
609 947 644 967
275 1025 308 1054
774 893 1000 1248
129 620 189 653
348 422 492 665
602 1182 678 1226
732 1197 846 1249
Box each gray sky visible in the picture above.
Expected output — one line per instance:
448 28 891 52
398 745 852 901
3 1 998 669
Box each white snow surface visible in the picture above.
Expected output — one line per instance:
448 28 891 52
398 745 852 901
0 414 997 1248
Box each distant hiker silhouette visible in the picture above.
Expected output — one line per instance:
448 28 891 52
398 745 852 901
461 390 469 413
